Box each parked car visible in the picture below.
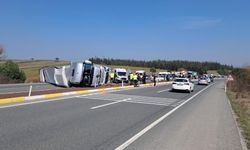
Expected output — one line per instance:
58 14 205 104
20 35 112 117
198 77 209 85
172 78 194 93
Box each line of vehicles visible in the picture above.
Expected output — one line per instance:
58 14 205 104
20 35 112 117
40 60 216 89
171 74 214 93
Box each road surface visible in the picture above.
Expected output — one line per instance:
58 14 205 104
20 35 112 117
0 80 242 150
0 83 61 94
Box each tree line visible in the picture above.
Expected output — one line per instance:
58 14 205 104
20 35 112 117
89 57 233 74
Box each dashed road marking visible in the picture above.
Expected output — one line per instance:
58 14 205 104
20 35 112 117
157 89 171 93
115 83 215 150
91 98 132 109
79 93 179 107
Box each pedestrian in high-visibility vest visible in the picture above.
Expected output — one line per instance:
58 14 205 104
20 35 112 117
110 73 114 82
129 73 134 85
133 73 138 87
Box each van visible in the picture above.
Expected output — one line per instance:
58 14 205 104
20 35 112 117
113 68 128 83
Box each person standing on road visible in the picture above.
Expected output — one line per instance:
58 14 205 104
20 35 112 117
129 73 134 85
153 74 156 86
137 73 141 85
142 72 146 84
133 73 138 87
114 71 117 83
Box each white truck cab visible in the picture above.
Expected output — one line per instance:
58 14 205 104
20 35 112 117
114 68 128 83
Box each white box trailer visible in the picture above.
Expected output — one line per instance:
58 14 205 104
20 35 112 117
40 66 70 87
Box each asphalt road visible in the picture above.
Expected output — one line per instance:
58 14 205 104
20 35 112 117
0 83 61 94
0 80 243 150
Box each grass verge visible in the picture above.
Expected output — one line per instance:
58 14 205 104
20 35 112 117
227 90 250 149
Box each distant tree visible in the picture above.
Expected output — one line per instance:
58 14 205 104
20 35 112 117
0 60 26 83
31 58 35 61
89 57 233 73
55 57 60 62
150 68 156 73
217 68 229 75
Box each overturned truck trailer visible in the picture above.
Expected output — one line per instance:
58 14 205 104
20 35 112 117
40 65 71 87
40 60 110 87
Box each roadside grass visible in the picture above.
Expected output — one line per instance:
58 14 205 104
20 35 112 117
227 91 250 149
22 67 41 83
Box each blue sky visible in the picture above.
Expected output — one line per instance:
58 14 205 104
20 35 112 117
1 0 250 66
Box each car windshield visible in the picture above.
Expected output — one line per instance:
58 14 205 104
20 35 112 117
117 72 126 76
175 79 188 82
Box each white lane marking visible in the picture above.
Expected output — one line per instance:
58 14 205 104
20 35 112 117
115 83 215 150
76 93 99 98
78 93 179 107
91 98 132 110
157 89 171 93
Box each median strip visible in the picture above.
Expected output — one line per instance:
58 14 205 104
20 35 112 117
0 97 25 104
0 82 172 105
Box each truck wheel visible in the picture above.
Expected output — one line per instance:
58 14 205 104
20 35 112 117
68 81 72 87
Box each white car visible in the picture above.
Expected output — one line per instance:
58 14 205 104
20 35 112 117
198 77 209 85
172 78 194 93
206 77 211 83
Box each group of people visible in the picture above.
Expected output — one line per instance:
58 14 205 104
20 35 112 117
129 72 147 87
110 72 157 87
